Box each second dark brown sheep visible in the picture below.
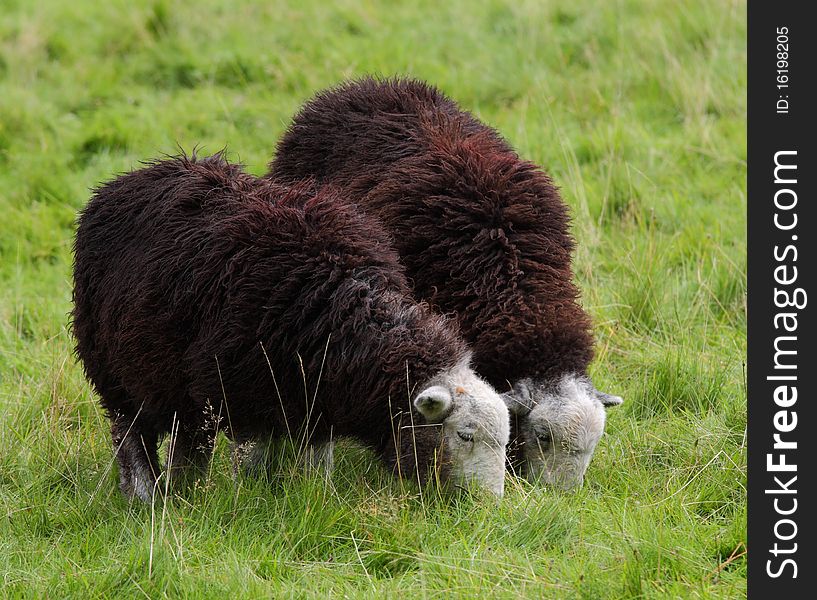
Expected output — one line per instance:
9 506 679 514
268 77 623 489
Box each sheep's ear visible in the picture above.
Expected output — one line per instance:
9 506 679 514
594 389 623 408
414 386 453 422
501 391 532 417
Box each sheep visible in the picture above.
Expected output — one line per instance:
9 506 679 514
268 77 623 489
71 154 510 501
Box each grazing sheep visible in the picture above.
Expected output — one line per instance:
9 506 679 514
71 154 509 501
268 77 622 489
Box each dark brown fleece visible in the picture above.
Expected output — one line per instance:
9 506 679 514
268 77 595 391
71 154 469 486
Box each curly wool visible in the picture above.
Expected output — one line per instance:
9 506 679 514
71 154 471 485
268 77 595 390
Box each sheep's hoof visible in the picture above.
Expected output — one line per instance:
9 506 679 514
120 470 158 503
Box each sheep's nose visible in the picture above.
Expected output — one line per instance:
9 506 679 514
551 469 583 491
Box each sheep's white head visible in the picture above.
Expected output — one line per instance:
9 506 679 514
503 374 622 490
408 361 510 496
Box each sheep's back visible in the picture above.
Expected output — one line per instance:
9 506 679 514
268 77 595 386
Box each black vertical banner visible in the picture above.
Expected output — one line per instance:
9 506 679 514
748 2 816 596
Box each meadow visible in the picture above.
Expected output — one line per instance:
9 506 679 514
0 0 746 597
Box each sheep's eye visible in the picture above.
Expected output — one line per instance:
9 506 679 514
457 431 474 442
535 431 551 446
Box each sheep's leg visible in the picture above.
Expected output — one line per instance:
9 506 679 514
232 435 276 478
230 437 334 480
229 439 252 478
303 440 335 479
166 419 216 486
110 412 160 502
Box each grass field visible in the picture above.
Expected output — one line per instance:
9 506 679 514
0 0 746 597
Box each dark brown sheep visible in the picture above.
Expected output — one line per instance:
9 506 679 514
71 154 509 501
268 77 622 489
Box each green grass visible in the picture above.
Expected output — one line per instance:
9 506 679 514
0 0 746 597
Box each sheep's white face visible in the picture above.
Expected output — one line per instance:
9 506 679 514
414 361 510 496
504 374 622 490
